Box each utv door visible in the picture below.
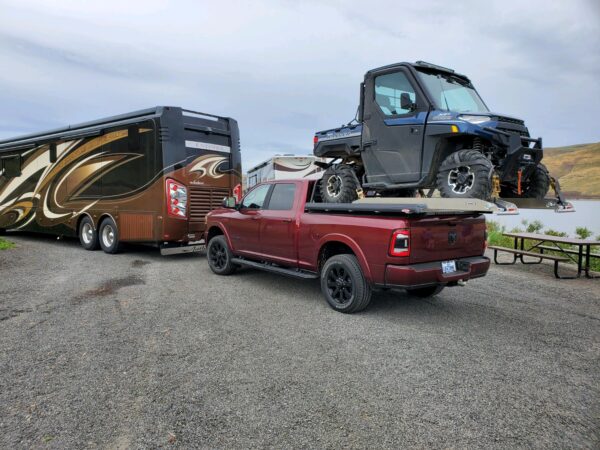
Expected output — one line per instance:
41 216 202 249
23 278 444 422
362 69 428 185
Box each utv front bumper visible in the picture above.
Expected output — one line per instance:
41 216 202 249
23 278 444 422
382 256 490 289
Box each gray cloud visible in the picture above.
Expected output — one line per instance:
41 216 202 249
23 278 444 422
0 0 598 169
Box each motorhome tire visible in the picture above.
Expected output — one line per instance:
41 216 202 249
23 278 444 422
319 165 359 203
79 216 100 251
321 254 372 313
98 217 121 254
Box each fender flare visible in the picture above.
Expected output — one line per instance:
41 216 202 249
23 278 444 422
206 222 235 251
317 233 372 283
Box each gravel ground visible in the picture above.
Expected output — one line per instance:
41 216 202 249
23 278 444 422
1 233 599 449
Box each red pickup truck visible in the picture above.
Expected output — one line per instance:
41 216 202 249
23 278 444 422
205 179 490 313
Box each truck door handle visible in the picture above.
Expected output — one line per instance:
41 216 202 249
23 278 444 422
410 127 420 134
282 218 292 223
252 216 260 220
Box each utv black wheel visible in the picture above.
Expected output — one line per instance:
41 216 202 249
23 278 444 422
207 235 237 275
503 163 550 199
98 217 121 254
78 216 99 251
320 165 359 203
321 254 372 313
407 285 445 298
437 150 493 200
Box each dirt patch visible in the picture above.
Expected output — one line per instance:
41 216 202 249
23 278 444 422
131 259 151 268
73 275 145 303
0 307 33 321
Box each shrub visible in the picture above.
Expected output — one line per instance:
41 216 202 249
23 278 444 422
575 227 593 240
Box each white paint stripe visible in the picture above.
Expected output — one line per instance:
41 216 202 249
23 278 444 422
185 140 231 153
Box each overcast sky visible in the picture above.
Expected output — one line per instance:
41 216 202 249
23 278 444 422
1 0 598 169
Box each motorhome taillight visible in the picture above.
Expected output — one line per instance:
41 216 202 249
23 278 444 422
389 229 410 257
166 179 187 219
233 183 242 202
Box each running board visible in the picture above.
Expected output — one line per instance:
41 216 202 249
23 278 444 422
231 258 318 279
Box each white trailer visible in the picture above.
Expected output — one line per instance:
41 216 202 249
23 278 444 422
246 155 325 190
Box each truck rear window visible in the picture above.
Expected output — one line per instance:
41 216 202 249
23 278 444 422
267 183 296 210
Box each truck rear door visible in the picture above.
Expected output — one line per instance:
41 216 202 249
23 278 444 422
407 215 486 264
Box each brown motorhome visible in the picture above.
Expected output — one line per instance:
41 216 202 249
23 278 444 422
0 106 242 254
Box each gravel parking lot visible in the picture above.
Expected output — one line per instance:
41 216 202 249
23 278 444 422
1 233 599 449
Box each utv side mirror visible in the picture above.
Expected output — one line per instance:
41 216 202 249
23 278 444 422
400 92 415 111
222 196 237 208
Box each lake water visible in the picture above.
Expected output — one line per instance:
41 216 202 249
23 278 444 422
491 200 600 237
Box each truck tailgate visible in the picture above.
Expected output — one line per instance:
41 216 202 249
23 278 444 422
408 215 486 264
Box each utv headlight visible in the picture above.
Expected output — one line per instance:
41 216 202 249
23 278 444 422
458 115 491 124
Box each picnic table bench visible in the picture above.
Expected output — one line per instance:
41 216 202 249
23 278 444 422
490 232 600 279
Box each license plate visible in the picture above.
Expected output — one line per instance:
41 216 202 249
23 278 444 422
441 260 456 274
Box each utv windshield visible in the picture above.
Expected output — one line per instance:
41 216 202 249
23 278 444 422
416 69 489 113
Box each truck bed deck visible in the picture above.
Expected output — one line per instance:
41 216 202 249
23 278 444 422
305 197 497 216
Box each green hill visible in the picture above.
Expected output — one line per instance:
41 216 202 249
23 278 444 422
543 142 600 198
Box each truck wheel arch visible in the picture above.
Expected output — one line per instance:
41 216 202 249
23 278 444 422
207 224 234 250
317 235 372 283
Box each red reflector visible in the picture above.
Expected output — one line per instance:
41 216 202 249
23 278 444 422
233 183 242 202
389 229 410 257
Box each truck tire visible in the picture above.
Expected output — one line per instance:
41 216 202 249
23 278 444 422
98 217 122 254
436 150 493 200
207 235 237 275
407 285 444 298
0 228 6 236
78 216 100 251
321 254 372 313
320 165 359 203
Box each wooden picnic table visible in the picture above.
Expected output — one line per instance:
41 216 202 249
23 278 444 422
503 232 600 278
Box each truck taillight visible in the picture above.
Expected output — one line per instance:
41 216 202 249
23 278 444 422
166 179 187 219
233 183 242 202
484 229 488 251
389 229 410 257
313 135 319 146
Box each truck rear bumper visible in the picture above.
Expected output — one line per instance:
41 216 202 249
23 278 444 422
383 256 490 289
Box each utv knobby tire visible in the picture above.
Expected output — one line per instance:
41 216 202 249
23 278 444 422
522 164 550 199
320 165 359 203
320 254 372 313
500 163 550 199
407 285 445 298
207 235 237 276
436 150 493 200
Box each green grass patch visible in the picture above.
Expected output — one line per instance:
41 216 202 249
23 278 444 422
487 219 600 272
0 237 14 250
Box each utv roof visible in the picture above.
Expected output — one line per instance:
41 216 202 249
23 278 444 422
0 106 227 153
367 61 470 82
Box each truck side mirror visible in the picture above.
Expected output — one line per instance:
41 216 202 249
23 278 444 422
222 196 237 208
400 92 414 111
